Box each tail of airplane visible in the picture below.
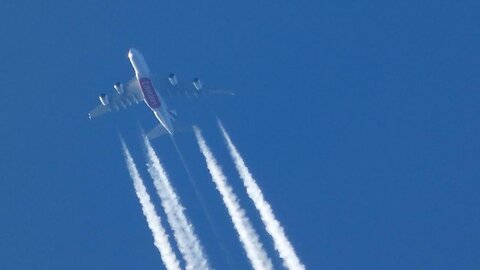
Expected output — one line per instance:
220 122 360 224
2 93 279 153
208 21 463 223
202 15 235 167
146 121 192 140
146 125 169 140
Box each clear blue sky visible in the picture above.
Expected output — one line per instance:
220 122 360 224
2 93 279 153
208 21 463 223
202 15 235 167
1 0 479 269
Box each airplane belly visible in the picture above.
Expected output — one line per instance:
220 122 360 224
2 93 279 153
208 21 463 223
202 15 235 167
153 108 174 135
139 77 161 109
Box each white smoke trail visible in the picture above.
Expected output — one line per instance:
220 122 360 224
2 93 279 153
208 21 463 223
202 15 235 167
144 137 210 270
218 121 305 270
169 135 234 269
193 126 273 270
120 139 181 270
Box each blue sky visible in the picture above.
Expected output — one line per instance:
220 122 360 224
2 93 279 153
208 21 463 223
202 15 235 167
1 0 479 269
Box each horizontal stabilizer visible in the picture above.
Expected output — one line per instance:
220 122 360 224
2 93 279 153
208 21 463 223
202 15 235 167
146 125 169 140
146 122 193 140
173 121 192 133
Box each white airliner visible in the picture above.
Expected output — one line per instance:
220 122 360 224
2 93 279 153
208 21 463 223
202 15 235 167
88 48 233 139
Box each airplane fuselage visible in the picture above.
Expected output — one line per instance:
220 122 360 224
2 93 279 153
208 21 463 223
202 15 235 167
128 48 174 135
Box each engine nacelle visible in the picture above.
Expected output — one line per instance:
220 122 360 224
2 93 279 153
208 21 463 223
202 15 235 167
99 93 109 106
168 73 178 86
193 77 202 90
114 82 125 95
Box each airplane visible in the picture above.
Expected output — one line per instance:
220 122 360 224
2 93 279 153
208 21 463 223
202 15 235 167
88 48 233 139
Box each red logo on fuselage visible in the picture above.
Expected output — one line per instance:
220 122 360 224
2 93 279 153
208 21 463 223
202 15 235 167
139 78 161 109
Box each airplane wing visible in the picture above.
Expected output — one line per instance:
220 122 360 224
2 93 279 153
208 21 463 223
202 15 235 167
152 74 235 98
88 78 144 119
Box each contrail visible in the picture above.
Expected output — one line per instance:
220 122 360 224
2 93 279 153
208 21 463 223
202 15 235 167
218 121 305 270
144 137 210 270
120 139 181 270
193 126 273 270
170 135 234 269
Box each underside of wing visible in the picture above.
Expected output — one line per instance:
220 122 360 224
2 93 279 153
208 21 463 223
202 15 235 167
88 103 110 119
88 78 144 119
153 73 235 98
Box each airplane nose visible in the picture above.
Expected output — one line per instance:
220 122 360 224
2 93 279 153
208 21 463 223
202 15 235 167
128 48 137 59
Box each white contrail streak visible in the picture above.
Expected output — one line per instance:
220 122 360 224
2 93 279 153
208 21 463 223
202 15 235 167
218 121 305 270
169 135 234 268
193 126 273 270
144 137 210 270
120 139 181 270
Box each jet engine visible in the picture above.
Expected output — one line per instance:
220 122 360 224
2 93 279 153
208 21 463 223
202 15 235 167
193 77 202 90
114 82 125 95
99 93 109 106
168 73 178 86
